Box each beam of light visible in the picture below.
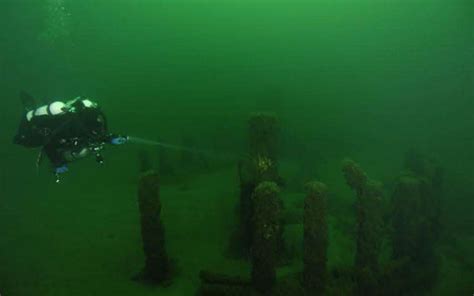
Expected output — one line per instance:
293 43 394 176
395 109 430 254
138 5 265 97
127 136 242 160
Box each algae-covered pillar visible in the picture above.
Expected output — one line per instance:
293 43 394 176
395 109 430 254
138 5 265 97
251 181 281 293
248 112 279 183
303 181 328 295
342 159 383 295
233 112 281 257
390 173 440 294
403 149 443 230
392 176 425 261
137 171 171 284
404 148 444 189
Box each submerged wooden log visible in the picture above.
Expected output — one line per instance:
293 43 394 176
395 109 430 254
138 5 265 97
251 181 281 293
303 181 328 295
231 112 282 258
342 159 383 296
389 174 440 294
136 171 172 284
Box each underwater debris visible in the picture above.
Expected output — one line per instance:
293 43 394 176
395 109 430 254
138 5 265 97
342 159 384 296
136 171 172 285
303 181 328 295
251 181 281 294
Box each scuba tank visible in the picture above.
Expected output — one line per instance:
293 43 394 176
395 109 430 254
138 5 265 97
25 101 68 122
14 97 98 148
14 101 70 148
25 98 97 122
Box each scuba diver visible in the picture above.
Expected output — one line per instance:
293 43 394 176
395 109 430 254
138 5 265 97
13 91 128 182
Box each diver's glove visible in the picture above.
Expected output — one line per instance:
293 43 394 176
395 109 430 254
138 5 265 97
55 164 69 174
54 164 68 183
111 136 128 145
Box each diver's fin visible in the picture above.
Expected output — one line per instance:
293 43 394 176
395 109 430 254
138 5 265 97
20 91 37 111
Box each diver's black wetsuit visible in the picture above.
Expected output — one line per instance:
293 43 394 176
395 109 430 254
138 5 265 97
14 96 126 179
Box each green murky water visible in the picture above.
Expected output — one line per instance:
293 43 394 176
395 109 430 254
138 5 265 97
1 0 473 295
